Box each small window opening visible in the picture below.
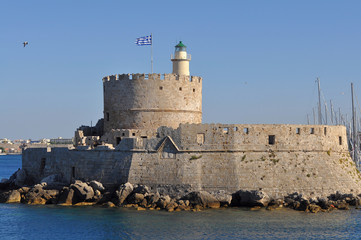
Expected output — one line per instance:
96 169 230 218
141 136 147 139
324 127 327 136
223 127 229 134
72 167 75 178
193 88 195 92
122 133 125 136
132 133 136 136
159 86 163 90
179 87 182 91
339 136 342 145
310 128 315 134
243 128 249 134
106 112 109 121
268 135 276 145
116 137 121 145
296 128 300 134
234 127 238 131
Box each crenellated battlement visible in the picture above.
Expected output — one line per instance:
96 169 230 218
102 73 202 84
156 123 349 152
102 72 203 132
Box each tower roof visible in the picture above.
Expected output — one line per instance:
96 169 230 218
175 41 186 48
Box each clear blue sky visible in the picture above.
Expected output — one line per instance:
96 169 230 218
1 0 361 140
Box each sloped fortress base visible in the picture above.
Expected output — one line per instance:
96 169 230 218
23 124 361 198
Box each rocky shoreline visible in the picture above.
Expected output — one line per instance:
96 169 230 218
0 170 360 213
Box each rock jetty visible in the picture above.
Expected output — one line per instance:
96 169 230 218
0 169 360 213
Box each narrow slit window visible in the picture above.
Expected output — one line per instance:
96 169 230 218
268 135 276 145
116 137 121 145
106 112 110 121
324 127 327 136
72 167 75 178
193 88 196 92
339 136 342 145
243 128 249 134
296 128 300 134
179 87 182 91
310 128 315 134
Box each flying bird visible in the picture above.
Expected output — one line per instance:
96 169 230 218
23 41 28 47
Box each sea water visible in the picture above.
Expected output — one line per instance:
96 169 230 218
0 155 361 240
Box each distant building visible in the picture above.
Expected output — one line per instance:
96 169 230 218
50 138 73 145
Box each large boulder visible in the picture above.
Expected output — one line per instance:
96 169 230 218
40 174 64 187
211 190 232 206
231 190 270 207
146 192 160 206
0 190 21 203
70 180 94 203
24 186 47 204
89 180 105 192
58 187 75 205
156 195 172 209
127 193 146 205
133 184 150 195
114 182 133 205
182 191 220 208
14 169 27 187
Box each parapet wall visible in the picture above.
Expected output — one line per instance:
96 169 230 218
157 124 348 152
102 73 202 133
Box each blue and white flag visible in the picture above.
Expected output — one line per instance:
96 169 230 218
135 35 152 46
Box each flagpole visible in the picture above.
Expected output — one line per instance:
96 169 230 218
151 33 153 73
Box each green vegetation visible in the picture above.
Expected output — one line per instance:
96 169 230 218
0 147 5 153
190 155 202 160
326 148 331 156
270 159 279 164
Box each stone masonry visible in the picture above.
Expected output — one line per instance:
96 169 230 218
23 123 361 198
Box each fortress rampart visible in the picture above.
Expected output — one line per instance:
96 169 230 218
160 124 348 152
23 124 361 198
102 73 202 133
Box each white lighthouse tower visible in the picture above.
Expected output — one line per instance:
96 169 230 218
171 41 191 76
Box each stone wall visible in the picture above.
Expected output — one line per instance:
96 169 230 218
22 147 133 186
22 124 361 198
102 73 202 133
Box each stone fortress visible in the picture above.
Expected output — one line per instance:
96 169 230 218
23 41 361 199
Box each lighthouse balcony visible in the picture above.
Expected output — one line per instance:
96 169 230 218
171 53 191 60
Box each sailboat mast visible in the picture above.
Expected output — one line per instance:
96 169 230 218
351 83 358 166
317 78 322 125
330 100 334 125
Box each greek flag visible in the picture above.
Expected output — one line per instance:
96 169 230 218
135 35 152 46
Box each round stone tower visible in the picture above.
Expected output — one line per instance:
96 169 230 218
102 42 202 133
171 41 191 76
